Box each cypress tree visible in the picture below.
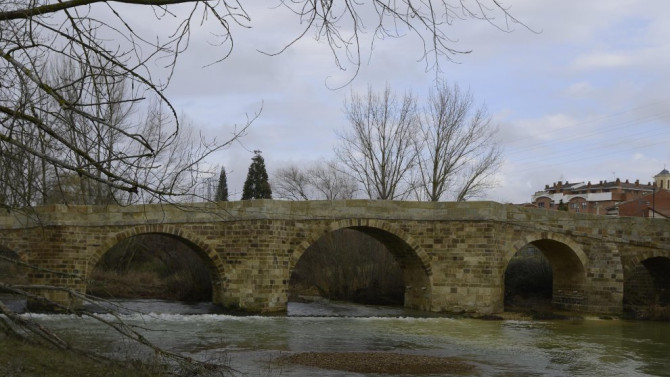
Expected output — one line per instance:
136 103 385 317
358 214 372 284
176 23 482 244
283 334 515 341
557 199 568 211
214 167 229 201
242 152 272 200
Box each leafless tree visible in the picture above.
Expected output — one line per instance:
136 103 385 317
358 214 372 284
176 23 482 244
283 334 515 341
415 82 502 201
1 58 235 207
0 3 253 207
41 60 134 205
0 124 51 207
273 165 312 201
273 160 358 200
453 145 502 201
118 101 229 205
309 161 359 200
335 83 501 202
336 85 419 200
1 0 523 207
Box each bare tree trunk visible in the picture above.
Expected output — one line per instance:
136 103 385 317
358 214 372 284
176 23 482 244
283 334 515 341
336 85 419 200
416 82 502 201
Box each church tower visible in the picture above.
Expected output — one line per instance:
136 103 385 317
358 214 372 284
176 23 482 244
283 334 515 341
654 168 670 189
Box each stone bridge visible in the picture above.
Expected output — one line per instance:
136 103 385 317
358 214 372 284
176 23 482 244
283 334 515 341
1 200 668 315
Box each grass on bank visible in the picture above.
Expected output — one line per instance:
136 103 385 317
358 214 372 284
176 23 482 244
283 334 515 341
0 337 166 377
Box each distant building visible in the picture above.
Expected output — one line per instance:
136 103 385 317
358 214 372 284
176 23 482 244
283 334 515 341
531 177 655 215
654 168 670 189
618 189 670 219
617 169 670 218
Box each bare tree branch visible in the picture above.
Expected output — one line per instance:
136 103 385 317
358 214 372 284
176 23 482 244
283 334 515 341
336 85 419 200
416 82 501 201
272 160 358 200
270 0 526 76
272 165 311 201
335 83 501 202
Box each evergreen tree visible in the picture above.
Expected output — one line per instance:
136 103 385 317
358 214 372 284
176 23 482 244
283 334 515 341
242 152 272 200
214 167 229 201
557 199 568 211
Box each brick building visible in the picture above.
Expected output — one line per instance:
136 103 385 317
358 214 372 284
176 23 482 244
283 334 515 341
617 168 670 218
531 179 653 215
618 189 670 218
531 169 670 216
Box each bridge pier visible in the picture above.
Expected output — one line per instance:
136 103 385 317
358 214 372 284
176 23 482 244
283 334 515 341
5 224 90 312
23 265 87 312
214 219 292 313
401 255 433 311
24 286 83 312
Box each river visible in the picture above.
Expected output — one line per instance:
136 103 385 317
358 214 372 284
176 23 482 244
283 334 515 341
10 299 670 376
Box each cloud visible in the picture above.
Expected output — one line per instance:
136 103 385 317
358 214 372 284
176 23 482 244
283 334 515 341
99 0 670 202
572 52 633 70
563 81 597 98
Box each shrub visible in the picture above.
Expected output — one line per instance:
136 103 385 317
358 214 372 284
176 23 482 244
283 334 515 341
89 235 212 301
290 229 404 305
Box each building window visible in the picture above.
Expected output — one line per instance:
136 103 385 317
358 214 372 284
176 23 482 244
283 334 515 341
582 202 587 208
571 203 578 209
538 202 545 208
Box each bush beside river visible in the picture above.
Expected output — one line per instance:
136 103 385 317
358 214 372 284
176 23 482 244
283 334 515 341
290 229 404 306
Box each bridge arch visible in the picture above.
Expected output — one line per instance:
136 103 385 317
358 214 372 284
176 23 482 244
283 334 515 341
87 224 225 302
291 219 433 311
622 248 670 317
506 232 589 269
504 232 589 311
622 248 670 276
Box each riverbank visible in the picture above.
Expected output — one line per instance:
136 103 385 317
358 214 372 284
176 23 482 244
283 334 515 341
0 338 473 376
0 337 161 377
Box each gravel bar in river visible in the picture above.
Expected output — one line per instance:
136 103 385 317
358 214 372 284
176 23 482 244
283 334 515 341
275 351 475 374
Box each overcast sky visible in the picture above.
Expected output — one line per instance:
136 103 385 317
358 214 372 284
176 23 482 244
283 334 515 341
157 1 670 203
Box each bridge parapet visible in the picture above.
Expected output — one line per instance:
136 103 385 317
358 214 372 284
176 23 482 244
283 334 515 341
2 200 667 241
0 200 509 228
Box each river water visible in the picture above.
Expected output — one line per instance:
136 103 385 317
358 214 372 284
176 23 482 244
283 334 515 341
11 299 670 377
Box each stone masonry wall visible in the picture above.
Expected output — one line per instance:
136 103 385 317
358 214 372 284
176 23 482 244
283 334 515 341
0 200 668 314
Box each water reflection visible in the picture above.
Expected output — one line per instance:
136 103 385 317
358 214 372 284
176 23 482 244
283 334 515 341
288 300 426 317
0 294 26 313
84 298 226 315
83 298 433 317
